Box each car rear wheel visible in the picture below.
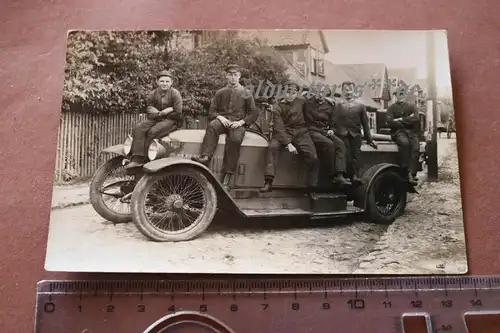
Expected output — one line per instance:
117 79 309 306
365 170 407 224
89 156 135 224
131 166 217 242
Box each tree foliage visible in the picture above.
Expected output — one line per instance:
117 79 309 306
63 31 168 113
166 36 289 117
62 31 289 116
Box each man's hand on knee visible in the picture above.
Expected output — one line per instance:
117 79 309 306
216 116 231 127
229 120 245 128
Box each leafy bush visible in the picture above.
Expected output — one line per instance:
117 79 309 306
62 31 289 116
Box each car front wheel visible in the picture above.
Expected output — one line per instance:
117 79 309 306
89 156 135 224
131 166 217 242
365 169 407 224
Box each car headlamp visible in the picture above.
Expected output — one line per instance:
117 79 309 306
148 139 168 161
124 135 133 155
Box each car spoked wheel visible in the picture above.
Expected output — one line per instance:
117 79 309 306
145 182 205 231
131 166 217 242
366 170 407 224
374 182 400 216
90 156 135 223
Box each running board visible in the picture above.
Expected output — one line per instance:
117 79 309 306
309 206 364 219
242 208 312 218
241 206 364 218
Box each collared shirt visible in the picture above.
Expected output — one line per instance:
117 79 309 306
386 101 420 133
304 97 335 134
208 83 259 125
147 87 183 124
272 95 308 145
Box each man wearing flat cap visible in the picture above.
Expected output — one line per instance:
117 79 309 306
259 80 320 193
385 85 420 185
192 64 259 189
126 70 183 169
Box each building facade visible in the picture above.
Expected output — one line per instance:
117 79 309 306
169 30 429 137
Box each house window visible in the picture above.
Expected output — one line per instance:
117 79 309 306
367 112 377 135
310 48 325 76
281 50 307 77
314 59 325 76
296 61 306 76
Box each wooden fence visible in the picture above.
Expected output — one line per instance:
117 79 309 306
52 112 209 184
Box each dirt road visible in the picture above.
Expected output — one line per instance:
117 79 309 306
45 138 467 275
45 205 389 273
354 137 467 274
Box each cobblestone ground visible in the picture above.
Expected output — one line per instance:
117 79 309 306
353 141 468 274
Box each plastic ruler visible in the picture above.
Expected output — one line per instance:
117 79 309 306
34 276 500 333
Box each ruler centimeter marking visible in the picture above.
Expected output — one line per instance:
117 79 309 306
36 276 500 295
35 276 500 333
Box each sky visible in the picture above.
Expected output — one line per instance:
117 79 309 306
323 30 452 95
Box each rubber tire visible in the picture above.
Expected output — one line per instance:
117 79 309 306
131 166 218 242
365 170 407 225
89 156 133 224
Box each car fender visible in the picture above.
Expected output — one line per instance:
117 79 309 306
142 156 244 216
102 144 127 156
353 163 414 210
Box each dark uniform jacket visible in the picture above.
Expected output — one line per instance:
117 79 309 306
147 87 183 126
208 84 259 126
385 101 420 134
303 97 335 135
272 96 308 146
332 98 373 141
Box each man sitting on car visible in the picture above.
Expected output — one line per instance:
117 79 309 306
126 70 183 169
331 81 377 183
385 86 420 185
304 83 351 186
259 80 320 193
192 64 259 189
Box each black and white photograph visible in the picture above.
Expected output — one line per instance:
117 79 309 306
44 29 467 274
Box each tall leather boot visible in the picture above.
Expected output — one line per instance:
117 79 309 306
222 173 233 190
351 173 361 184
333 172 351 186
192 155 210 166
411 168 419 181
125 155 146 169
259 178 273 193
407 171 418 185
401 167 417 185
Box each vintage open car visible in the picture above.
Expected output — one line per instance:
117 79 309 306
89 105 427 242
